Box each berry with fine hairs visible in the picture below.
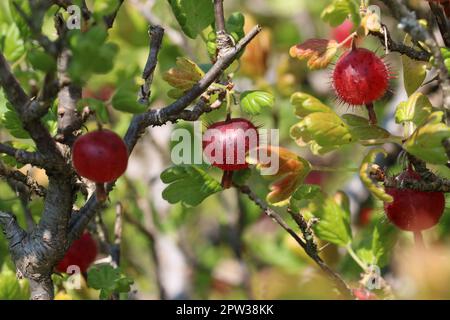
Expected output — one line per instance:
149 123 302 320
72 129 128 183
56 232 98 274
202 118 259 188
384 167 445 232
333 47 389 106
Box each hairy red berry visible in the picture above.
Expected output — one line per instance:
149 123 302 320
202 118 259 188
72 129 128 183
333 47 389 106
331 20 354 48
384 168 445 232
56 233 98 274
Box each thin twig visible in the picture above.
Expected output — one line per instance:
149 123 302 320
370 27 431 61
237 185 354 299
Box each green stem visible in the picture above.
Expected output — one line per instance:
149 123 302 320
311 166 359 173
413 231 425 248
346 244 367 271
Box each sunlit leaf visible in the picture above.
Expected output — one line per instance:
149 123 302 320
308 196 352 246
168 0 214 39
289 39 338 70
291 92 332 117
405 112 450 165
240 91 275 115
395 92 433 127
162 57 204 92
321 0 359 27
161 165 222 206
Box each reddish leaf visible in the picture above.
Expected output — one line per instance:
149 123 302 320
289 39 338 70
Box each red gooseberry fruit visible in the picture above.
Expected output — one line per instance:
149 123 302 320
56 232 98 274
202 118 259 188
331 20 355 48
358 207 373 227
353 288 377 300
384 167 445 233
72 129 128 201
332 46 390 125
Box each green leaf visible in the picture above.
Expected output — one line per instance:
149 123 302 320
321 0 359 27
93 0 119 16
402 55 427 96
291 92 332 118
226 12 245 40
69 26 119 83
395 92 433 127
357 219 398 268
161 165 223 206
240 91 275 115
87 265 133 300
163 57 204 91
289 184 322 212
341 115 390 141
111 83 147 114
168 0 215 39
2 103 29 139
291 184 322 200
405 112 450 165
310 197 352 246
0 265 29 300
291 112 353 147
371 220 397 267
0 23 25 62
28 48 56 73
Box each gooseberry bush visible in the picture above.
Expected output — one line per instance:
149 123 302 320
0 0 450 301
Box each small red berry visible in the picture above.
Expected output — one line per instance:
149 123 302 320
333 47 389 106
202 118 259 171
331 20 354 48
56 233 98 274
353 288 377 300
72 129 128 183
384 168 445 232
358 207 373 227
202 118 259 188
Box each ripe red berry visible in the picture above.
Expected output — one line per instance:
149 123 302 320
384 168 445 232
358 207 373 227
72 129 128 183
331 20 354 48
202 118 259 188
56 233 98 274
333 47 389 106
353 288 377 300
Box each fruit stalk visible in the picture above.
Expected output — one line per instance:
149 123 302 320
413 231 425 248
96 183 107 202
221 170 233 189
365 103 378 125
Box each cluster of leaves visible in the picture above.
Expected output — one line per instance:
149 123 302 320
87 265 134 300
